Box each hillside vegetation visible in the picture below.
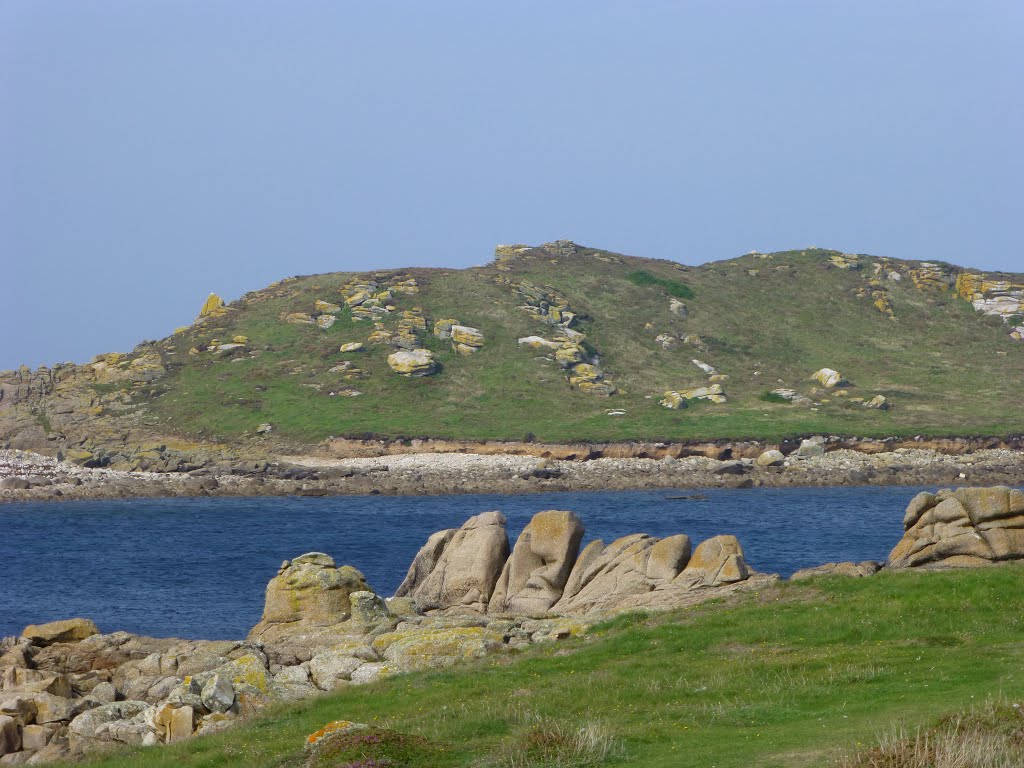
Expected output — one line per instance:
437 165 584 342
67 566 1024 768
4 242 1024 448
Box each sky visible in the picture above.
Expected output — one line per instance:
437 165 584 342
2 1 1022 370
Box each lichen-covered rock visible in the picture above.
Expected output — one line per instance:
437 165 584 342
348 591 391 628
284 313 314 325
338 342 364 353
386 349 436 377
314 300 341 314
251 554 371 628
304 719 368 754
450 325 484 349
372 627 504 672
811 368 847 388
678 535 749 586
661 385 726 408
489 511 584 616
433 319 458 339
517 336 559 350
21 619 98 647
198 293 226 318
315 315 336 330
67 700 149 753
887 487 1024 569
394 512 509 612
669 298 688 317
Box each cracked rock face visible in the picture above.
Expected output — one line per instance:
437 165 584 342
488 510 584 616
887 486 1024 569
394 512 509 612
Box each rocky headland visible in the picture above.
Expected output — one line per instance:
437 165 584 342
2 486 1023 764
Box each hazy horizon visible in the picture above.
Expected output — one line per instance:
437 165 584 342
3 1 1022 370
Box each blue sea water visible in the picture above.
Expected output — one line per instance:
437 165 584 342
0 486 936 640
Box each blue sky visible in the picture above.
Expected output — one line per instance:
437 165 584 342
2 1 1021 369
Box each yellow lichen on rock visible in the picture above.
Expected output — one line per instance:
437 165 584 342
199 293 227 318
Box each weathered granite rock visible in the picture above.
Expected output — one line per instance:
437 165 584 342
755 449 785 468
372 627 504 672
21 619 98 647
811 368 847 388
790 561 881 581
0 715 19 756
554 533 692 614
148 703 194 743
395 512 509 612
489 511 584 616
308 650 363 691
348 591 391 628
678 535 749 586
199 675 234 714
256 554 371 626
67 700 148 753
887 487 1024 569
20 724 52 752
661 385 726 407
386 349 436 377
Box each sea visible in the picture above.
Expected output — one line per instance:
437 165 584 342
0 486 939 640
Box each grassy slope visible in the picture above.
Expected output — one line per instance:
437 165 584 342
141 246 1024 443
71 566 1024 768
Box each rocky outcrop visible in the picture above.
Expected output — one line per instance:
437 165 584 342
394 512 510 612
489 510 584 616
955 271 1024 340
399 510 760 617
246 554 376 654
498 273 617 395
887 486 1024 569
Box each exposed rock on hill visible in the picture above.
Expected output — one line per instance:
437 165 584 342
2 244 1024 458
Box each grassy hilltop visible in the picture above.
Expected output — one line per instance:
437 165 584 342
69 566 1024 768
135 241 1024 445
6 241 1023 452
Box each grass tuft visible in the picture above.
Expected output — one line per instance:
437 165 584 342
625 270 695 299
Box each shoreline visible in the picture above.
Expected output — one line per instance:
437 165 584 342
2 442 1023 503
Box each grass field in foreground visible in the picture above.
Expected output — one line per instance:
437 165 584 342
69 565 1024 768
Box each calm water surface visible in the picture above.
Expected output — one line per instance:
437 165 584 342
0 486 939 639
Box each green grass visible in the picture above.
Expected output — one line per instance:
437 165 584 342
71 566 1024 768
130 245 1024 444
625 269 695 299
